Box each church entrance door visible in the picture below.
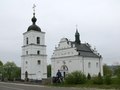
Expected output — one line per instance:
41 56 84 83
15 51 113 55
25 71 28 81
60 65 68 78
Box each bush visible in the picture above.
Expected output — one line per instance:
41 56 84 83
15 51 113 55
64 71 86 84
92 76 103 85
104 75 112 85
98 72 102 78
92 73 103 85
112 76 120 85
87 73 91 80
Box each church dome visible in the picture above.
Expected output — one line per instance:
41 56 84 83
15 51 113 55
27 15 41 32
27 24 41 32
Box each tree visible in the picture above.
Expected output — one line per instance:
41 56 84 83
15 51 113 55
0 60 3 66
104 75 112 85
3 61 21 81
0 60 3 80
103 64 112 76
47 64 51 77
114 66 120 78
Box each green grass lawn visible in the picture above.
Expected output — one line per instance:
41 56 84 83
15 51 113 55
49 83 120 89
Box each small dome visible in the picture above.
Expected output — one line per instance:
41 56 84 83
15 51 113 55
32 16 37 24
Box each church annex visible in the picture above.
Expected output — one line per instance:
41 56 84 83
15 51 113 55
51 29 103 77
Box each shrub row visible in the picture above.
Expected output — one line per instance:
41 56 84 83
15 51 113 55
64 71 86 84
64 71 120 85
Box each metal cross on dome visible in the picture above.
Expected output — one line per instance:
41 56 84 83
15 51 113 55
33 4 36 15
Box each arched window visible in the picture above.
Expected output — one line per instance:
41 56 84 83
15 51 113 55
96 62 98 68
26 37 28 45
37 37 40 44
26 51 28 55
25 71 28 79
88 62 91 68
38 60 41 65
26 61 28 64
37 50 40 55
60 65 68 78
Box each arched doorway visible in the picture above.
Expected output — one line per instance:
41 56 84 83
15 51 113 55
60 65 68 78
37 71 41 80
25 71 28 81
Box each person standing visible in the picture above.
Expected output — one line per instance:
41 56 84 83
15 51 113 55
56 70 62 83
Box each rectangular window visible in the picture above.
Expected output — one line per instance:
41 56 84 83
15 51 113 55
26 37 28 45
37 51 40 55
38 60 41 65
37 37 40 44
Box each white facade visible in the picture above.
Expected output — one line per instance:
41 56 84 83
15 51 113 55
51 34 103 77
21 14 47 80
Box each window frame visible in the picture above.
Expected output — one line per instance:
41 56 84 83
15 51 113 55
37 37 40 44
96 62 99 68
37 60 41 65
37 50 40 55
26 37 28 45
88 62 91 68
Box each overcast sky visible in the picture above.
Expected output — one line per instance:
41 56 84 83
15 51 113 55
0 0 120 66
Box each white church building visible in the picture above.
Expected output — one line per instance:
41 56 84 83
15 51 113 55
51 30 103 77
21 10 47 80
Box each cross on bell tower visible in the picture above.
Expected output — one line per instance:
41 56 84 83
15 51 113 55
33 4 36 16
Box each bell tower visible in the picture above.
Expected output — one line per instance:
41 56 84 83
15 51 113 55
21 4 47 80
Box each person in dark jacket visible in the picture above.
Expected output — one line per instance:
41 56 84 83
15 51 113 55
56 70 62 83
